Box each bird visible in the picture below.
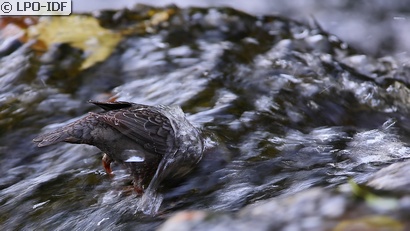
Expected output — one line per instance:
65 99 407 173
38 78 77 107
33 100 204 197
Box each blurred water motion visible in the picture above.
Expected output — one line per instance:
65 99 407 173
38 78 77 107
1 4 410 230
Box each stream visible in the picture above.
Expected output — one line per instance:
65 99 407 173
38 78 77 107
1 4 410 231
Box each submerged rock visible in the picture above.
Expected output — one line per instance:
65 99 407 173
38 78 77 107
159 186 407 231
366 159 410 194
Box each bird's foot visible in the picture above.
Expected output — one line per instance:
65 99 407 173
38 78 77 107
134 186 144 196
102 153 113 177
118 185 144 197
133 177 145 196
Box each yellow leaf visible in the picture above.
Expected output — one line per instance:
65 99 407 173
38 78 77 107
28 15 122 69
334 216 404 231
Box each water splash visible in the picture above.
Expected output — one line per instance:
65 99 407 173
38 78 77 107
122 150 145 163
136 164 167 215
125 156 145 163
136 189 164 215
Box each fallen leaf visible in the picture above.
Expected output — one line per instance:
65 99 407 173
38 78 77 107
27 15 122 69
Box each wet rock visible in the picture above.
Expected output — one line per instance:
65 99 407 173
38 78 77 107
37 43 84 92
157 211 208 231
366 160 410 194
333 216 404 231
159 187 408 231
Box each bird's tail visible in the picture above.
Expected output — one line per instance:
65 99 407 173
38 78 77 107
33 116 92 147
33 128 74 147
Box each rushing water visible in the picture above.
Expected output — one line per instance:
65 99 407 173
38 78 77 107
1 5 410 230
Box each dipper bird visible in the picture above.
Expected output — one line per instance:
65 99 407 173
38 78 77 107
33 100 204 196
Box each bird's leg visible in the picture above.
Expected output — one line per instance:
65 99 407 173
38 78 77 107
133 176 144 196
102 153 113 176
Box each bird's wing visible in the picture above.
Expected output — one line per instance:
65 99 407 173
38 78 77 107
98 107 176 156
